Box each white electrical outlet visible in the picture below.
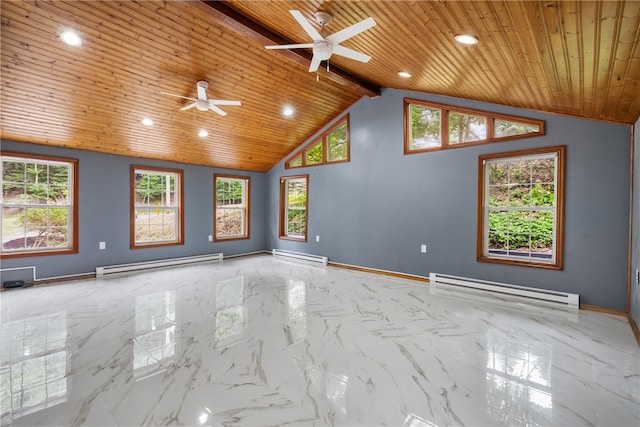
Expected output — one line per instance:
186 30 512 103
421 244 427 253
316 235 320 242
636 269 639 285
99 241 106 250
208 235 213 242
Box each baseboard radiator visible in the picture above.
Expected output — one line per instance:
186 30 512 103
96 253 223 277
272 249 328 265
429 273 579 308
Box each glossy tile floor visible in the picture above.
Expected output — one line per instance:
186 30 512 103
1 255 639 426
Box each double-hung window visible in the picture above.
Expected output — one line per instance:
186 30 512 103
214 174 250 241
279 175 308 241
478 146 565 269
131 166 183 248
1 152 78 258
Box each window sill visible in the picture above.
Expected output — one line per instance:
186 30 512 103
477 255 562 270
0 248 78 259
279 236 307 242
131 241 184 249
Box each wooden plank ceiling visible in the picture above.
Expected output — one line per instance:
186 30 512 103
2 1 639 172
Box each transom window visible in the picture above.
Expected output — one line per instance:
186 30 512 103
131 166 183 248
477 146 565 269
405 99 544 153
279 175 308 241
1 152 78 258
286 116 349 169
214 174 250 241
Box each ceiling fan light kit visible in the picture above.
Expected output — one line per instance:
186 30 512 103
313 41 333 61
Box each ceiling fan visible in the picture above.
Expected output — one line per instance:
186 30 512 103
265 10 376 73
160 81 241 116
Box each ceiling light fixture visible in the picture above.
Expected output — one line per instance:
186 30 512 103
455 34 478 45
60 30 82 46
283 106 294 117
198 129 209 138
141 118 154 126
398 71 412 78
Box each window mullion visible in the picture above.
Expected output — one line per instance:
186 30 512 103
441 109 449 146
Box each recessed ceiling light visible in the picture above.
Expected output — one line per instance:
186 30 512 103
283 106 294 117
398 71 412 78
455 34 478 45
198 129 209 138
60 30 82 47
141 117 154 126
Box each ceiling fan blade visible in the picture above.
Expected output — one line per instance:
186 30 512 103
265 43 314 50
180 102 198 111
326 17 376 45
160 92 197 101
208 100 242 106
196 84 207 100
332 45 371 63
208 104 228 116
290 10 323 41
308 55 322 72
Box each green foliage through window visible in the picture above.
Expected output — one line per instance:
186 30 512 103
281 176 307 240
289 155 302 168
306 142 323 165
480 148 563 267
1 154 75 255
494 120 540 138
448 112 486 144
327 122 348 161
406 99 544 153
409 105 441 149
286 116 349 168
215 175 249 240
132 167 182 246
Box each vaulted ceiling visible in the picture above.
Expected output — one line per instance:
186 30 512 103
2 1 639 172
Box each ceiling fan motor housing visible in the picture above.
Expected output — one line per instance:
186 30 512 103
315 11 332 26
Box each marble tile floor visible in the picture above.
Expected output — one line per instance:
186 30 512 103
1 255 638 426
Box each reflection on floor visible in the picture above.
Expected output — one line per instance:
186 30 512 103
1 312 68 419
1 255 638 426
133 291 177 379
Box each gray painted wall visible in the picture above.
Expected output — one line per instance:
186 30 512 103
1 140 266 281
631 118 640 324
266 88 632 310
3 88 633 312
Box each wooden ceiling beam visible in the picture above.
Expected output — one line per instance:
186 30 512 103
184 0 381 98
